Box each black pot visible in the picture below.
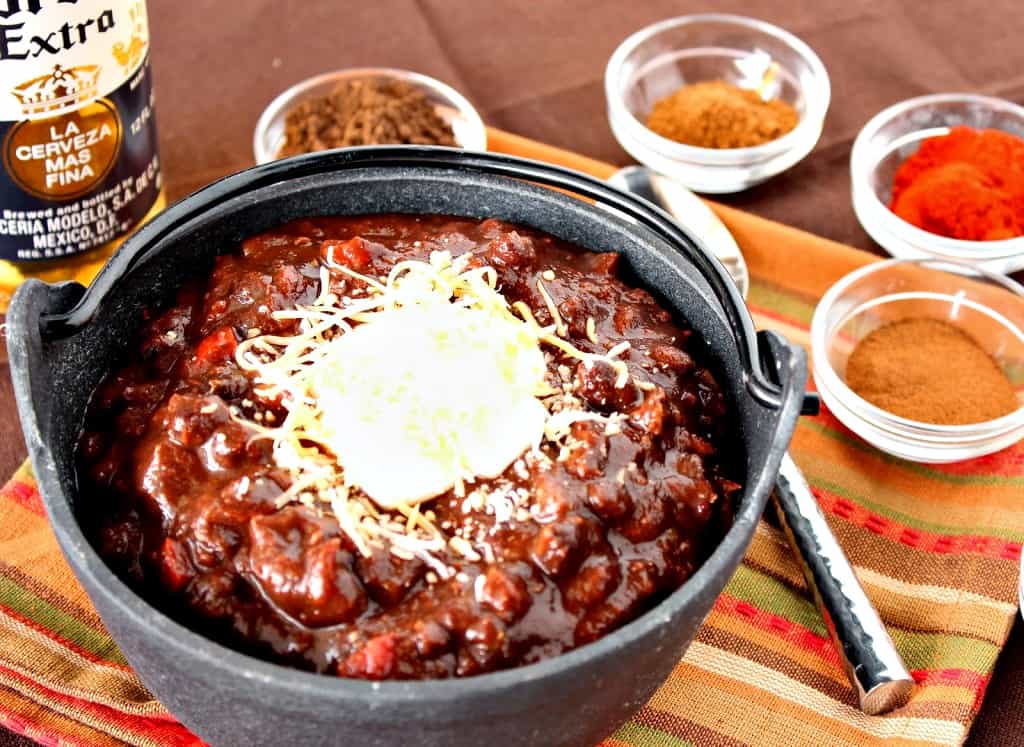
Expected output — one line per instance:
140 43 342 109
8 148 807 747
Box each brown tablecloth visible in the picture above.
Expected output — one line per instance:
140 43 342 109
2 1 1023 744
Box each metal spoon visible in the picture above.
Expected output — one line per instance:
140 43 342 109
610 165 913 715
609 166 749 297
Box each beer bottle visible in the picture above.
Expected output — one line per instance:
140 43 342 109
0 0 164 311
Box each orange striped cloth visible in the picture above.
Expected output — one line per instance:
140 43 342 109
0 131 1021 746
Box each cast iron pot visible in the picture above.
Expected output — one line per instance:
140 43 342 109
8 148 807 747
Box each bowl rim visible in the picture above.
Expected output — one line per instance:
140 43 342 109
12 147 805 708
850 92 1024 259
252 67 487 164
810 256 1024 436
604 13 831 166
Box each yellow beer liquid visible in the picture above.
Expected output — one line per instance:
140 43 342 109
0 191 166 313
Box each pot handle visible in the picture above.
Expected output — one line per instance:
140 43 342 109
37 148 804 414
8 279 88 448
755 330 818 416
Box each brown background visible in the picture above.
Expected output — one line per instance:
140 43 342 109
2 1 1024 744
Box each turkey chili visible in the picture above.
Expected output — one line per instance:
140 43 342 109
78 215 741 681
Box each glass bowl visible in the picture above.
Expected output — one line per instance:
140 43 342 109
810 258 1024 463
253 67 487 164
604 14 830 194
850 94 1024 274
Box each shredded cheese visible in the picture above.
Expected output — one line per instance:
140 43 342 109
536 278 567 337
232 249 636 563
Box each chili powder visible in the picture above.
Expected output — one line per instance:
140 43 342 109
844 317 1017 425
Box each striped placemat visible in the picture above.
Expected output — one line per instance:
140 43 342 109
0 131 1020 745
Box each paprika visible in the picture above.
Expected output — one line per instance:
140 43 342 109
889 126 1024 241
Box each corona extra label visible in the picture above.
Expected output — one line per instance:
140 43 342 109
0 0 160 302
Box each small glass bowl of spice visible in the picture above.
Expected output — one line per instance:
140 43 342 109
851 94 1024 274
605 14 830 193
811 258 1024 463
254 68 487 164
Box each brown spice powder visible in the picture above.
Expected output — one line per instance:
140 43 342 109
844 318 1018 425
279 77 456 157
645 80 799 149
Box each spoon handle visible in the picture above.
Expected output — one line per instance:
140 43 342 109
773 454 914 715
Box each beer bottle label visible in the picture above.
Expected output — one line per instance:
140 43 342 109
0 0 160 262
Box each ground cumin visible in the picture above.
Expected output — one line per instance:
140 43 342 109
645 80 799 149
844 318 1018 425
279 77 456 157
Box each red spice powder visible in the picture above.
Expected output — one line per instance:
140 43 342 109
889 126 1024 242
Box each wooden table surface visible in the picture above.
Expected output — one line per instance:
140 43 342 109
2 1 1023 744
